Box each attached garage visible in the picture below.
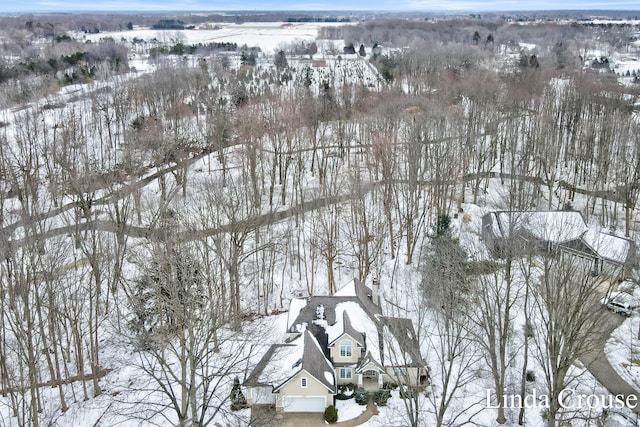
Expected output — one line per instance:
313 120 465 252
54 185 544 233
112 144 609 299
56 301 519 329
282 396 326 412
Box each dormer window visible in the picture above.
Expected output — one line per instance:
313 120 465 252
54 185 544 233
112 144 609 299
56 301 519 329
339 340 352 357
301 377 308 388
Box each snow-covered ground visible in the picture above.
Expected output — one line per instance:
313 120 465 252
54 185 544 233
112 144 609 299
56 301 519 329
74 22 350 53
606 303 640 394
0 15 639 427
335 398 367 421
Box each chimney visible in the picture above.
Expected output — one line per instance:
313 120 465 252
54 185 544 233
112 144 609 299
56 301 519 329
372 278 379 305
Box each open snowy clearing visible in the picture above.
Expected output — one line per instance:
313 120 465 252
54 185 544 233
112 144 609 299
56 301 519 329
74 22 350 53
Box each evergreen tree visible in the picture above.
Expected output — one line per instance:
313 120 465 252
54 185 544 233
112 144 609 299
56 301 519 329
240 51 256 66
307 42 318 58
358 44 366 57
433 213 452 237
230 377 248 410
344 43 356 55
473 31 481 44
274 50 288 70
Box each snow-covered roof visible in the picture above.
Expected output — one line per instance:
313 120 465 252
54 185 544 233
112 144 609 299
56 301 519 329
327 301 380 361
287 278 381 332
582 229 632 264
334 278 356 297
287 298 307 330
324 371 334 386
248 278 424 394
247 330 336 393
250 341 304 388
494 210 587 243
356 351 385 374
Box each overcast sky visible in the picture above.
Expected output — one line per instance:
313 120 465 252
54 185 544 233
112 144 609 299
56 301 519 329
1 0 639 13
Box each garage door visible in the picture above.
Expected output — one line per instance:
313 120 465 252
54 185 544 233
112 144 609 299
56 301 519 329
282 396 326 412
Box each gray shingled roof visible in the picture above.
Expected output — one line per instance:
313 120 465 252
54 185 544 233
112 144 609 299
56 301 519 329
344 311 366 346
299 330 336 393
245 331 336 393
379 316 424 367
243 343 297 387
356 350 385 373
246 278 424 393
329 311 365 347
288 278 381 333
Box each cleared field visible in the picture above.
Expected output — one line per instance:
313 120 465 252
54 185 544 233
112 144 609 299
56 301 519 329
76 21 349 52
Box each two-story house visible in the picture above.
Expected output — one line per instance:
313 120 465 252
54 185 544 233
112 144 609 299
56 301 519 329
244 278 428 413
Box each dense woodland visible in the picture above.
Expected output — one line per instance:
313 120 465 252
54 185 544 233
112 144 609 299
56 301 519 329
0 12 639 427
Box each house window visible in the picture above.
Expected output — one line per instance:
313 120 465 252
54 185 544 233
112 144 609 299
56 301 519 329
301 377 308 388
339 368 352 379
339 340 352 357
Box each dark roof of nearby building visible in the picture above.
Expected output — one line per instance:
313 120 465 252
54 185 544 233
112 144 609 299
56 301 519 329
485 210 587 244
379 316 424 367
484 210 636 265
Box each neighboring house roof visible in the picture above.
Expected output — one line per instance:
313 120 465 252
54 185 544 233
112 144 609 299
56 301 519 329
491 210 587 244
582 228 633 264
245 330 336 393
484 210 635 266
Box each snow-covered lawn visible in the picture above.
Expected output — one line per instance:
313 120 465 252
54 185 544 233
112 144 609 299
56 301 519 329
606 313 640 393
335 399 366 421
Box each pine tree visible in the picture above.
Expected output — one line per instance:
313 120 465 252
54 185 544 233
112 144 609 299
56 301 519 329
230 377 248 410
274 50 288 70
473 31 481 44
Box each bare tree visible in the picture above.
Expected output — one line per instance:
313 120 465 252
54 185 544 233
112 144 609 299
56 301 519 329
124 236 253 426
530 252 612 426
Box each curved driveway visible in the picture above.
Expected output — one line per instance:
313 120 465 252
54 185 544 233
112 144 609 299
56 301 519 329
580 308 640 414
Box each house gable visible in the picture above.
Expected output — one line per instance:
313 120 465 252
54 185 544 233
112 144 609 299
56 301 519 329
276 368 334 395
329 332 363 364
356 351 385 374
